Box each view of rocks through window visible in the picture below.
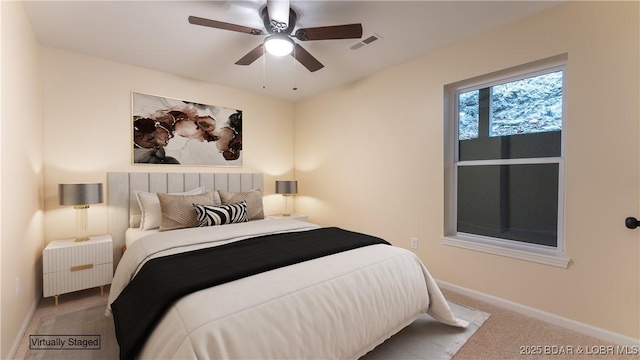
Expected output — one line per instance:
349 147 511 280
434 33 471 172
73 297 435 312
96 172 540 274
458 71 563 140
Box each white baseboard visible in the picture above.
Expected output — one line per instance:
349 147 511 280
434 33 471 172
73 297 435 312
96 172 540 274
437 279 640 347
7 298 39 360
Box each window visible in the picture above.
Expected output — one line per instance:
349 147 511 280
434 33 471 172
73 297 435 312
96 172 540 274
443 55 569 268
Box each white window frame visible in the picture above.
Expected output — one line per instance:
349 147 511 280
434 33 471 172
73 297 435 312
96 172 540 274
443 55 570 268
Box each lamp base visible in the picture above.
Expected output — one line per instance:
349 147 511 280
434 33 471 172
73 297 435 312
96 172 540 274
282 194 293 217
74 205 90 242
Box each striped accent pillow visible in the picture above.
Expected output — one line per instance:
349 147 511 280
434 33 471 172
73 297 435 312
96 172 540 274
193 201 248 227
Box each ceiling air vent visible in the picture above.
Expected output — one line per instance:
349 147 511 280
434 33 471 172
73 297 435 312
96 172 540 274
350 33 382 51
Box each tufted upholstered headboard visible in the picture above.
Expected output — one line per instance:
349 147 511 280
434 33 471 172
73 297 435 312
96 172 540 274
107 172 263 265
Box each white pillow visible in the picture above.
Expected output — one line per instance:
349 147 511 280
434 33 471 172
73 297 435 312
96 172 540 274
136 187 216 230
129 214 142 229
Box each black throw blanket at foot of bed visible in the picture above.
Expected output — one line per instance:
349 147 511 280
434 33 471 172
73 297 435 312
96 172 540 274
111 227 390 360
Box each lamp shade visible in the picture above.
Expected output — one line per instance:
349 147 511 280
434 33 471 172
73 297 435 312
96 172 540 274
58 183 103 205
275 180 297 195
264 34 294 56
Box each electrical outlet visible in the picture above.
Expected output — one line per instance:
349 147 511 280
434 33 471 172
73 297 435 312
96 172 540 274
410 237 418 249
15 277 20 298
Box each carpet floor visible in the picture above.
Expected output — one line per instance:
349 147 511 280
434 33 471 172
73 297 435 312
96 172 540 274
25 305 117 360
24 300 488 360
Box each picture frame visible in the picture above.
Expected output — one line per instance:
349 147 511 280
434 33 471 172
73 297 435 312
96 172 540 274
132 92 242 166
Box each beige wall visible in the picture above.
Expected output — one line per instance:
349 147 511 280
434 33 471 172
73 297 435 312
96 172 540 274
294 1 639 339
0 2 45 358
41 48 296 242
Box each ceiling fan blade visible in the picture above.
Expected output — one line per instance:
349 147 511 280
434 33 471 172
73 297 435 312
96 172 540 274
292 43 324 72
266 0 290 30
188 16 264 35
235 44 265 66
295 23 363 41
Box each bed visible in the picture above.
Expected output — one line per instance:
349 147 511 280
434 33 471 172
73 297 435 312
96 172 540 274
106 172 467 359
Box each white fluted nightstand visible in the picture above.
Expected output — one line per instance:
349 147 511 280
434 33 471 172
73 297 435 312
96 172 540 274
267 214 309 222
43 234 113 306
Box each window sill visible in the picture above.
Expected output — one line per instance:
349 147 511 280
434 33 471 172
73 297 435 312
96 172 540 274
442 235 571 268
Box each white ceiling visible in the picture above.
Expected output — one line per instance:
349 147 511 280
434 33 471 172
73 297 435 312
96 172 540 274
23 1 563 102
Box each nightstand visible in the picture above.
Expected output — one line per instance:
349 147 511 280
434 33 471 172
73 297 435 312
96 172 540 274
268 214 309 222
43 234 113 306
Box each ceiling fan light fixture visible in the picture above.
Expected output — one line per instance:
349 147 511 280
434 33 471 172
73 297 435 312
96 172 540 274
264 33 294 56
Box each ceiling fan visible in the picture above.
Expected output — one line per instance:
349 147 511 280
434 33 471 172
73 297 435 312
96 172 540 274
188 0 363 72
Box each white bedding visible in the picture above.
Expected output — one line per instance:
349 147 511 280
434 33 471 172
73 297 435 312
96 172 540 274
124 227 158 247
108 219 467 359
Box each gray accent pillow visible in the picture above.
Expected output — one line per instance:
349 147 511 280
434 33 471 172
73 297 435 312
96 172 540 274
157 191 216 231
135 187 214 230
218 189 264 221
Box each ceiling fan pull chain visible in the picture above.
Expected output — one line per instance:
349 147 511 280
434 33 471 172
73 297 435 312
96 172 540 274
262 47 267 89
292 46 298 91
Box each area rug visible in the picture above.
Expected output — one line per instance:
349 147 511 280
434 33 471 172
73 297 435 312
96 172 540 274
25 304 117 360
25 301 489 360
361 302 490 360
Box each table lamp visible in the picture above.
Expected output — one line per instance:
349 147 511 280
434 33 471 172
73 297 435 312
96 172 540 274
58 183 103 241
275 180 297 216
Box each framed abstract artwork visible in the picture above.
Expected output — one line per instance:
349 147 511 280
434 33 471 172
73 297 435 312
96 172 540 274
132 92 242 166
